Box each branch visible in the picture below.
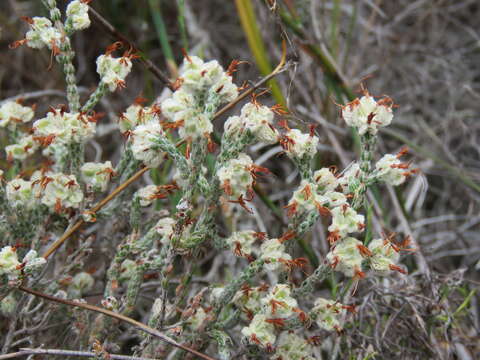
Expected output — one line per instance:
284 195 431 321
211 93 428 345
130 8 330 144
0 348 157 360
18 286 216 360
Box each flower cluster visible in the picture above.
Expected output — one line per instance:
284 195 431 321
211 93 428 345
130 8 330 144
274 332 314 360
5 135 39 161
130 121 165 167
312 298 347 332
33 108 96 147
281 128 319 161
24 17 62 51
81 161 115 192
342 93 393 135
224 102 278 144
374 153 413 186
226 230 259 258
35 172 83 212
0 101 34 129
119 102 160 134
260 238 292 271
217 153 255 199
0 246 46 282
96 53 133 92
66 0 91 32
161 56 238 140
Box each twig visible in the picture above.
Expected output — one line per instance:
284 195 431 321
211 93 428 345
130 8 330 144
0 348 156 360
88 7 174 90
213 39 288 120
18 286 216 360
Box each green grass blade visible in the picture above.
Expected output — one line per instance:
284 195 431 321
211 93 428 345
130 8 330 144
235 0 286 106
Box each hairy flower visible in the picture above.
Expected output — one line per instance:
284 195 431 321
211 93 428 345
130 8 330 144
312 298 346 332
25 17 62 50
81 161 114 192
275 332 314 360
241 314 276 349
96 54 132 91
66 0 91 31
260 238 292 271
314 168 338 193
261 284 298 317
368 238 402 274
41 173 83 211
375 154 409 186
217 153 254 199
326 237 364 277
328 206 365 238
0 101 34 129
155 217 176 245
5 135 39 161
282 129 319 160
33 110 95 146
342 94 393 135
119 104 159 133
226 230 258 257
130 121 165 167
287 180 328 216
6 178 37 209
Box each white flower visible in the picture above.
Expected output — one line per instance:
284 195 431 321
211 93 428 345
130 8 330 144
275 332 314 360
155 217 176 245
328 206 365 239
81 161 114 192
119 104 159 133
179 112 213 140
217 153 254 199
226 230 258 257
161 90 196 124
233 286 268 320
33 110 95 146
368 238 404 274
5 135 39 160
342 94 393 135
241 314 276 349
66 0 91 31
41 173 83 211
0 247 46 281
325 191 348 208
0 101 34 128
96 54 132 92
0 246 21 278
260 284 298 318
314 168 338 193
375 154 408 186
260 238 292 271
180 56 238 103
286 180 328 216
25 17 62 50
136 185 160 207
130 121 165 167
239 103 278 144
68 272 94 297
282 129 319 160
6 178 37 209
326 237 364 277
312 298 346 332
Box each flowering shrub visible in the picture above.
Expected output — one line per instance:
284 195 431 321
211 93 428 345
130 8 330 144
0 1 421 359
